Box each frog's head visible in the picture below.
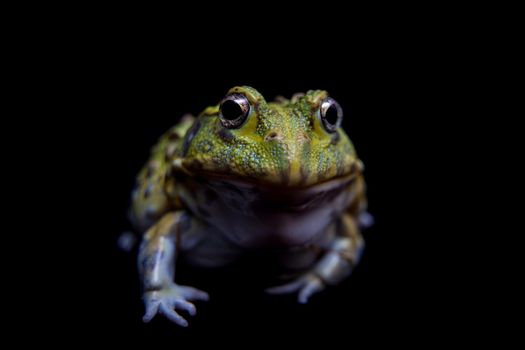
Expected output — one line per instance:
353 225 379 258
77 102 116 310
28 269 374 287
181 86 361 188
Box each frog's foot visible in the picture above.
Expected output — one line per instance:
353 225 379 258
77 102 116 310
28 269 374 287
142 284 209 326
265 273 325 304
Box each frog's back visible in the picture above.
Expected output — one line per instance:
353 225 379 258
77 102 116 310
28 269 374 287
129 115 195 232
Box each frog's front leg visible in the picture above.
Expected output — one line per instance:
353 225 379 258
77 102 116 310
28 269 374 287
266 213 364 303
138 211 209 326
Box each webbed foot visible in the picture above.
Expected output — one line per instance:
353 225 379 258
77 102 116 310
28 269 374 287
143 284 209 326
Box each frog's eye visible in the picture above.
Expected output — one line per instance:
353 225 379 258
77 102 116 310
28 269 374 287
320 97 343 133
219 93 251 129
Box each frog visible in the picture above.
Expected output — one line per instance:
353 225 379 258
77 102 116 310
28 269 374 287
129 86 371 326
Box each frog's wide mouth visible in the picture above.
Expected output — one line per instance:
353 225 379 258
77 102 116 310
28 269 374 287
206 171 356 191
180 158 363 191
185 170 359 212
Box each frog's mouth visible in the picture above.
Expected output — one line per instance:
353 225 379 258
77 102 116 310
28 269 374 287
181 158 363 191
200 171 359 213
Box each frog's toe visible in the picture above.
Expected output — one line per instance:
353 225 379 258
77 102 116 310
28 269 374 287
178 285 210 301
174 300 196 316
358 211 374 228
143 299 161 323
159 303 189 327
266 274 325 303
297 277 324 304
265 279 305 294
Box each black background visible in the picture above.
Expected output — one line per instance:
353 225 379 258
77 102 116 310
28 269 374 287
47 31 445 345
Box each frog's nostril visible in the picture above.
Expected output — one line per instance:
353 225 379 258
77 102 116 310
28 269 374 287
265 131 283 142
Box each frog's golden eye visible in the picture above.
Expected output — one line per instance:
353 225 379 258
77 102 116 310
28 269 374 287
219 93 251 129
320 97 343 133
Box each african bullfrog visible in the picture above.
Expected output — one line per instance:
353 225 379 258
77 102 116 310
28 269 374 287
129 86 370 326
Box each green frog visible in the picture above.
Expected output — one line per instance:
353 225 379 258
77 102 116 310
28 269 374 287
130 86 370 326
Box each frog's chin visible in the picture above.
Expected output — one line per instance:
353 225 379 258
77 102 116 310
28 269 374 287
201 175 356 217
204 172 357 213
196 173 358 216
193 173 358 249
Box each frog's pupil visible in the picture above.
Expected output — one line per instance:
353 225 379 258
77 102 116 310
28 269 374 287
324 104 339 126
221 100 243 121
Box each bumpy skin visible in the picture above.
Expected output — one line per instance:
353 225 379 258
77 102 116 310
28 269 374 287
130 86 369 326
